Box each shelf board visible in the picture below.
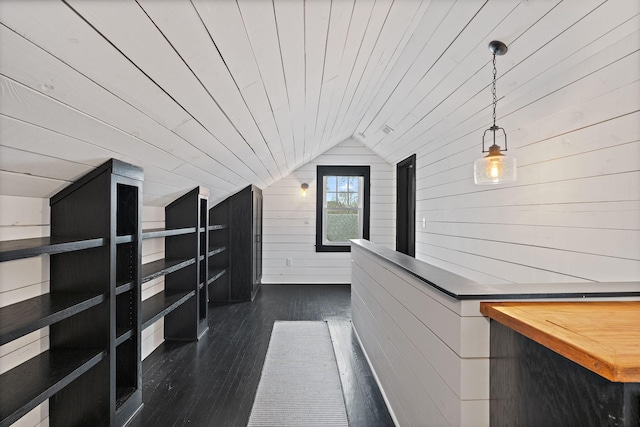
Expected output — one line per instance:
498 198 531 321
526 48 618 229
199 227 206 233
115 327 134 347
0 293 106 346
208 224 228 231
141 227 196 240
115 281 134 295
208 246 227 257
115 234 135 244
207 268 227 285
0 348 106 427
0 236 106 262
141 258 195 284
141 290 195 330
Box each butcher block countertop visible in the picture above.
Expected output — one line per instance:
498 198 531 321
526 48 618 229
480 301 640 383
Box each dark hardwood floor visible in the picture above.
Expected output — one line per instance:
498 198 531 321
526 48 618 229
128 285 394 427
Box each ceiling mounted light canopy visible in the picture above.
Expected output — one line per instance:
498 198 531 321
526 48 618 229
474 40 517 185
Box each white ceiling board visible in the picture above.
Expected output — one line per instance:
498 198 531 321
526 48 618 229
311 0 354 160
191 0 285 180
0 145 91 182
0 116 126 167
329 0 396 142
0 1 191 130
64 0 279 185
135 0 279 183
317 0 376 153
0 23 244 191
0 0 637 207
303 0 331 164
237 0 295 171
273 0 306 168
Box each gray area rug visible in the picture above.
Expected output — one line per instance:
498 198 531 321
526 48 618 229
247 321 349 426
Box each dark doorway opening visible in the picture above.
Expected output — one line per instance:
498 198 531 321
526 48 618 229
396 154 416 257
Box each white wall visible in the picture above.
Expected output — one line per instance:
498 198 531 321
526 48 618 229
408 36 640 285
0 195 50 427
261 138 395 284
140 206 166 360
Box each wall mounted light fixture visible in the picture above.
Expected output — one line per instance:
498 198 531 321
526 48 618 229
474 40 517 185
300 183 309 197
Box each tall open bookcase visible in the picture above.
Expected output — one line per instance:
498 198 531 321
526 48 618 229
140 187 209 341
0 159 143 426
0 163 216 426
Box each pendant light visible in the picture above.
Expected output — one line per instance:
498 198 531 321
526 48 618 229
474 40 516 185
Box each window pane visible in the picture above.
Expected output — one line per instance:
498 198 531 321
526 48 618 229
335 192 349 207
326 176 337 192
349 193 359 207
337 176 348 192
348 176 359 192
325 209 360 242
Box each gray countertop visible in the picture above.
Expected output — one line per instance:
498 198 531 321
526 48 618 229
351 239 640 300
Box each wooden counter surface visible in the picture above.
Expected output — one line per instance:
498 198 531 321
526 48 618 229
480 301 640 382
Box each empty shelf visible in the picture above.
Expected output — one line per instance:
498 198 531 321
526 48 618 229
0 349 106 427
141 227 196 240
207 268 227 285
141 290 195 329
0 293 106 346
141 258 195 284
208 246 226 257
0 236 106 262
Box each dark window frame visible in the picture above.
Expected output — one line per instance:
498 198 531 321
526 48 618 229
316 165 370 252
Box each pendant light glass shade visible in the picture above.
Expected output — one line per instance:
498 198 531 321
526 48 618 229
474 41 516 185
474 145 517 184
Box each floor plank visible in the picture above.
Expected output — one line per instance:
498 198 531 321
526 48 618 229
129 284 393 426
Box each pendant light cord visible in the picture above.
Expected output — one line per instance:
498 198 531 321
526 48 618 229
492 53 497 128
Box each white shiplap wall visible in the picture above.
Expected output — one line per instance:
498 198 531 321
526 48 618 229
262 138 395 284
140 206 166 360
0 195 50 427
356 3 640 285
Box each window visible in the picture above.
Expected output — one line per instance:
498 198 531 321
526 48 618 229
316 165 370 252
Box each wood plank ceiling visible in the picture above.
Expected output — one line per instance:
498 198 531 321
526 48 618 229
0 0 637 205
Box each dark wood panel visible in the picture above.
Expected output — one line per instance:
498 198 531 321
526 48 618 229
0 349 106 427
128 285 392 427
141 258 195 284
490 320 640 426
141 290 195 329
0 236 106 262
0 292 105 345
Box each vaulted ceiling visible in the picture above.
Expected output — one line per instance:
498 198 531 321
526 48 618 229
0 0 637 205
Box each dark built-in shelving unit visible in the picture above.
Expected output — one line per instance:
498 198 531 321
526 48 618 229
209 185 262 302
0 159 144 427
1 166 223 426
140 187 209 341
